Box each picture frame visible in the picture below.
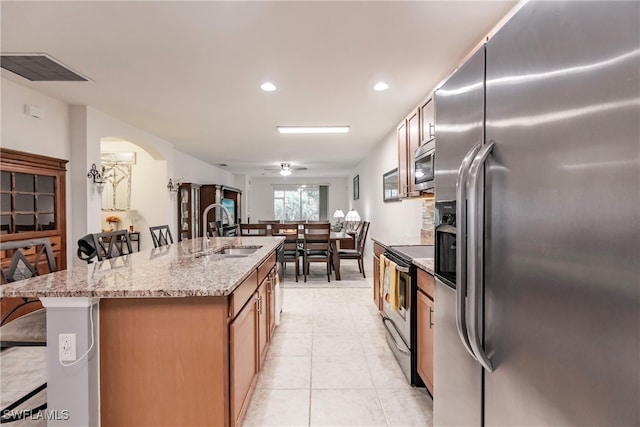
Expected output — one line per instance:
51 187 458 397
353 175 359 200
383 168 400 202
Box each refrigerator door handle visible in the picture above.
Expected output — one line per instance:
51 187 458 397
466 140 495 373
455 142 481 360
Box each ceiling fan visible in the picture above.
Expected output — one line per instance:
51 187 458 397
263 163 307 176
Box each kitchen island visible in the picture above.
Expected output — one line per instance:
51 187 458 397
0 236 284 427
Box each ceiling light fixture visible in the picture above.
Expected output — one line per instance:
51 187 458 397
277 126 350 134
261 82 276 92
373 82 389 91
280 163 293 176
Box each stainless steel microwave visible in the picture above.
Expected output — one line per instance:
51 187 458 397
414 139 435 191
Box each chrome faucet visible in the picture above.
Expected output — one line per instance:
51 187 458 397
202 203 234 251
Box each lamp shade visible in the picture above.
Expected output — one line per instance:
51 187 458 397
345 209 361 222
344 209 361 232
333 209 345 219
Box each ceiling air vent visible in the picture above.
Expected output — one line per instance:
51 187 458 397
0 54 88 81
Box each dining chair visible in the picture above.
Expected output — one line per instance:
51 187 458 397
240 223 268 236
149 225 174 248
257 220 281 235
302 222 332 282
306 220 329 224
0 238 56 422
337 221 370 278
92 230 133 261
272 223 299 282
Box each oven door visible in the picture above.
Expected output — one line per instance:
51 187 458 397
381 261 413 381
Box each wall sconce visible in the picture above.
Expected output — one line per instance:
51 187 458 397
344 209 361 233
87 163 105 195
167 178 181 193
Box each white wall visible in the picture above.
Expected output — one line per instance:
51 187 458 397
100 140 167 251
2 77 237 265
1 77 75 262
349 128 423 255
173 150 235 187
249 176 349 223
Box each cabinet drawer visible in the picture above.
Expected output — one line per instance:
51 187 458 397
257 252 276 285
373 243 385 257
417 268 435 299
229 270 258 319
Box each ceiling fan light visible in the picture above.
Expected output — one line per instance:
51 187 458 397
280 169 292 176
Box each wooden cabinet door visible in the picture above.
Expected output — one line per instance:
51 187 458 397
420 97 435 144
407 108 420 196
267 270 276 340
230 295 258 427
397 120 408 197
373 254 381 311
257 278 269 366
417 290 434 394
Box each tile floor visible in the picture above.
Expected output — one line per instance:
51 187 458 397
0 346 47 427
242 271 433 426
0 262 433 427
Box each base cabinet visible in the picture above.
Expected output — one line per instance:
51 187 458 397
230 295 259 426
417 268 435 395
257 278 269 366
372 242 384 312
100 251 278 427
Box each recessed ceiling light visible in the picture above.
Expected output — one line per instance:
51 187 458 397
373 82 389 91
261 82 276 92
277 126 350 134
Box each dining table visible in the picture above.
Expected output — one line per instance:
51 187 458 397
272 230 355 280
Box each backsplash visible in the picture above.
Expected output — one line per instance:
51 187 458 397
421 197 435 244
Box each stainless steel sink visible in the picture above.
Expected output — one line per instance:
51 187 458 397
214 246 260 256
192 246 261 259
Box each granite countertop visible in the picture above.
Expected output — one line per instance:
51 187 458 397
413 258 434 274
0 236 284 298
370 235 425 247
371 235 435 274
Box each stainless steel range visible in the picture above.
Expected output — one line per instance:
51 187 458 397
381 244 433 387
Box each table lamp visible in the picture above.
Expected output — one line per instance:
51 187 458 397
333 209 345 230
344 209 361 232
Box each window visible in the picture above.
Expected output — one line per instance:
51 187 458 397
273 185 320 221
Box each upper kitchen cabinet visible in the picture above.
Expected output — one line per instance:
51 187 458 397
397 108 421 198
397 93 435 199
420 97 435 144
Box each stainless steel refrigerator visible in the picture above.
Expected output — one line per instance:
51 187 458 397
432 1 640 426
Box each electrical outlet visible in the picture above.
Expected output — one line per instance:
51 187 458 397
59 333 76 362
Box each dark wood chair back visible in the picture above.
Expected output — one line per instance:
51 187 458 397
92 230 133 261
240 223 268 236
356 221 370 253
302 222 332 281
149 225 173 248
306 220 329 224
0 238 57 285
272 223 300 281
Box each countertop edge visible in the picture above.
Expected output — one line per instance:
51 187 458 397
0 236 284 299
